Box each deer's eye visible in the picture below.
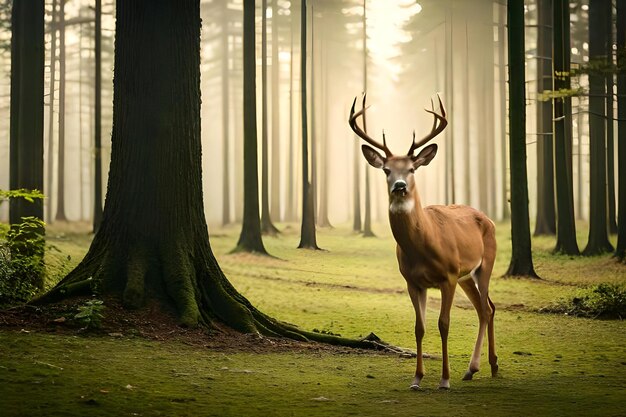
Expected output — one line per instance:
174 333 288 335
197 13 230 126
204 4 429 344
409 168 415 174
383 168 391 176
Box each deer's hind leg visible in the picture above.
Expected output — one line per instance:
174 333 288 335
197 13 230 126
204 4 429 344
458 276 489 380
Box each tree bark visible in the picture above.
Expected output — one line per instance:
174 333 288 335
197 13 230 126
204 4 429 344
93 0 103 233
615 0 626 260
584 0 614 255
9 0 45 287
236 0 269 254
534 0 556 236
46 0 57 223
298 0 319 250
505 0 539 278
552 0 580 255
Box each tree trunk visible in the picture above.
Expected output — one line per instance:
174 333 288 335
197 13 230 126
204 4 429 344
498 3 509 220
534 0 556 236
261 0 279 236
46 0 57 223
93 0 103 233
317 31 332 228
584 0 614 255
9 0 45 287
552 0 580 255
270 0 281 223
362 0 375 236
298 0 319 250
55 0 67 222
615 0 626 260
505 0 539 278
284 3 296 223
221 1 231 226
236 0 268 254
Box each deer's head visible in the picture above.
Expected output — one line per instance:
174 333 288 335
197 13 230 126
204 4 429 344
348 95 447 206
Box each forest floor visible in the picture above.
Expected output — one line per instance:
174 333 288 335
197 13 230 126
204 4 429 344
0 220 625 416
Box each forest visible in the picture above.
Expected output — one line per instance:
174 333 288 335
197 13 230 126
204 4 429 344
0 0 625 416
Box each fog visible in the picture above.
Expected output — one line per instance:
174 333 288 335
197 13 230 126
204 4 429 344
0 0 602 228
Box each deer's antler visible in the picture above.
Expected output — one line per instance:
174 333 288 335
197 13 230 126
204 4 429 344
349 94 392 158
407 94 448 156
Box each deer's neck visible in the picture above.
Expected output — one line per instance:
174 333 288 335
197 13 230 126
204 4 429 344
388 190 433 255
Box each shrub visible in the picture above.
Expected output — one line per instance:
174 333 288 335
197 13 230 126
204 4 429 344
74 299 105 330
540 283 626 319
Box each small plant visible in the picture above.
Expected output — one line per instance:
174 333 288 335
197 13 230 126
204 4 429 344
74 299 105 330
540 283 626 320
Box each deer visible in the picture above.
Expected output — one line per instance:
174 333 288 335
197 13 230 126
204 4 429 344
349 94 498 390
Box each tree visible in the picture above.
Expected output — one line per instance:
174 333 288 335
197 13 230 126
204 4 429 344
235 0 269 254
46 0 58 223
37 1 390 350
361 0 375 238
55 0 67 222
9 0 45 286
505 0 539 278
93 0 103 233
615 0 626 260
270 0 281 224
298 0 319 250
220 1 231 227
534 0 556 236
583 0 614 256
552 0 580 255
261 0 280 236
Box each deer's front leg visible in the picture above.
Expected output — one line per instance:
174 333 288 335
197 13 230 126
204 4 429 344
438 280 456 389
407 285 427 390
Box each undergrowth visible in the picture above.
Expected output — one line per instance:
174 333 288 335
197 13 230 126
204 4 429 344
539 283 626 319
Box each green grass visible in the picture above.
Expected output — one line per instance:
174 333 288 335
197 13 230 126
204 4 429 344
1 221 625 416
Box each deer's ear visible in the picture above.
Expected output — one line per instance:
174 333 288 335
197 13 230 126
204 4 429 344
412 144 438 168
361 145 385 169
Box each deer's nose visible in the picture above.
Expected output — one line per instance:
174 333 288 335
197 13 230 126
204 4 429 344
391 180 407 193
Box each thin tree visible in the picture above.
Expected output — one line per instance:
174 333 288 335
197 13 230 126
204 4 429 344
270 0 281 223
584 0 614 255
46 0 57 222
235 0 269 254
93 0 103 233
505 0 540 278
261 0 280 235
9 0 45 287
36 0 391 350
284 0 297 222
552 0 580 255
221 1 231 226
534 0 556 236
55 0 67 221
362 0 375 237
298 0 319 249
606 0 618 235
615 0 626 260
316 24 332 228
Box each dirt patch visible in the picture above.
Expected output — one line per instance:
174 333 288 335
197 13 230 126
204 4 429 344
0 297 397 356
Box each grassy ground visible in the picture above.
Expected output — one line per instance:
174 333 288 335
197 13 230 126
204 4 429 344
1 221 625 416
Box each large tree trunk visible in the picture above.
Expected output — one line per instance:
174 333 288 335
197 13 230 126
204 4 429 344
505 0 539 278
298 0 319 250
552 0 579 255
93 0 103 233
615 0 626 260
235 0 267 253
261 0 279 236
584 0 614 255
55 0 67 222
534 0 556 236
9 0 45 287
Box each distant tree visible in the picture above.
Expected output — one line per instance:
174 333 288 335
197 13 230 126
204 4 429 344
583 0 614 256
261 0 279 236
534 0 556 236
284 0 297 223
298 0 319 250
552 0 579 255
55 0 67 221
270 0 281 223
221 1 231 226
505 0 539 278
9 0 45 286
606 1 618 235
46 0 58 222
235 0 268 254
361 0 375 238
615 0 626 261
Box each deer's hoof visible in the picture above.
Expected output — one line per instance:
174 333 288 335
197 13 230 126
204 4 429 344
462 370 477 381
438 379 450 390
409 384 421 391
491 364 499 377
